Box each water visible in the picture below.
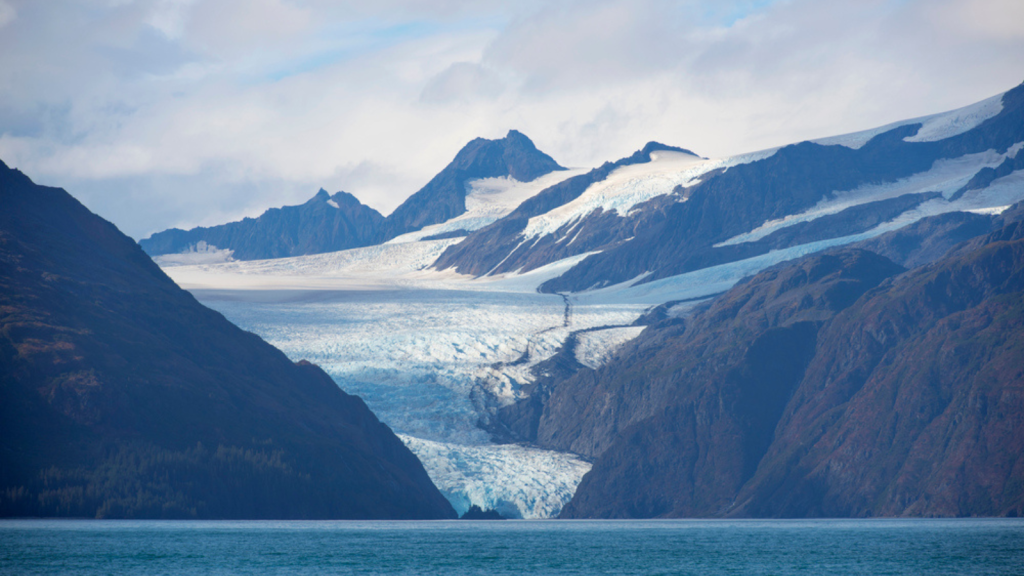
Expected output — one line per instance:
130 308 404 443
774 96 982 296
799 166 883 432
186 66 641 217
2 519 1022 575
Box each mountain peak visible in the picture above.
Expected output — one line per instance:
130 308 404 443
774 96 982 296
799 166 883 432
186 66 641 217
379 130 566 240
448 130 564 183
505 129 529 141
638 141 701 159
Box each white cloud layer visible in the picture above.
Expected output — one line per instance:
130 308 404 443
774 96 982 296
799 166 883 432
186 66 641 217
0 0 1022 238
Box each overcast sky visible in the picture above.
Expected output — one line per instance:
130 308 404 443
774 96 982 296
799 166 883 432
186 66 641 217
1 0 1022 239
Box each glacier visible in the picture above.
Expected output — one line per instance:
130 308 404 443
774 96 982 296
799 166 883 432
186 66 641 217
168 240 644 518
160 100 1024 517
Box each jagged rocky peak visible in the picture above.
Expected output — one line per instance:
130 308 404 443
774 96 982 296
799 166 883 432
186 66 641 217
308 188 364 209
140 185 385 261
449 129 565 182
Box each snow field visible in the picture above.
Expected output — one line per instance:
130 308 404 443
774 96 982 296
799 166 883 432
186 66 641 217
387 169 589 244
521 151 711 240
813 93 1004 150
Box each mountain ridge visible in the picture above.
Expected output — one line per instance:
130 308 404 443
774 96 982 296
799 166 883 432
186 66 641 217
0 159 456 520
139 130 565 261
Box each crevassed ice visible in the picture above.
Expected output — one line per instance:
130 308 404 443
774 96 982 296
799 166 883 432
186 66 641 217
400 435 592 519
575 327 646 370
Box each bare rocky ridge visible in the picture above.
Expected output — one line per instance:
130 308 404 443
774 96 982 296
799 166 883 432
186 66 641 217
140 188 385 261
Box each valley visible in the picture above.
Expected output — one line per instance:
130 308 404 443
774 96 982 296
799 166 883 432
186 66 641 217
151 82 1024 518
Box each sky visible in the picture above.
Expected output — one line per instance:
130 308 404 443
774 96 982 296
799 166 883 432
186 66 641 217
1 0 1023 239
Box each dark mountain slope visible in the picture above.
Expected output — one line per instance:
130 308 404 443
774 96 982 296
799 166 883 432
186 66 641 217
536 250 903 518
731 220 1024 518
0 160 455 520
140 189 384 261
380 130 565 241
433 142 698 276
553 213 1024 519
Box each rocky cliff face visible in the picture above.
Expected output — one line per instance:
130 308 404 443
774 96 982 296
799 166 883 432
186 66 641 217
140 189 384 261
507 203 1024 518
0 160 456 520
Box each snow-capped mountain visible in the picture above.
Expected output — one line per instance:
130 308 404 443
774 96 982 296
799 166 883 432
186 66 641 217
158 81 1024 519
380 129 566 240
437 82 1024 295
140 130 566 263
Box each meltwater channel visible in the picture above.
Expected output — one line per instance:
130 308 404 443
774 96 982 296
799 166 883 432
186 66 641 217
3 518 1023 575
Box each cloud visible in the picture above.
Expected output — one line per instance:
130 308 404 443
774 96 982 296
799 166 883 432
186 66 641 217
420 62 505 103
0 1 15 28
1 0 1022 239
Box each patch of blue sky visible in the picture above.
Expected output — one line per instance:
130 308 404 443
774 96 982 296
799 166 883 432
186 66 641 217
260 16 506 84
699 0 784 27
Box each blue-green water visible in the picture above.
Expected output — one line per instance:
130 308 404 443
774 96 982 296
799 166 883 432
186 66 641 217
2 519 1022 575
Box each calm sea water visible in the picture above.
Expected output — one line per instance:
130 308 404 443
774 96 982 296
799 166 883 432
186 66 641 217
2 518 1022 575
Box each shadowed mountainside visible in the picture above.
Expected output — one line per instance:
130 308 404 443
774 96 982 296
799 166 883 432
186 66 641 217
0 160 456 520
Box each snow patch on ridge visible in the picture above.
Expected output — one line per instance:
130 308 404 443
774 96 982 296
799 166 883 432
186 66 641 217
814 92 1004 150
387 168 588 244
521 151 711 240
904 93 1005 143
